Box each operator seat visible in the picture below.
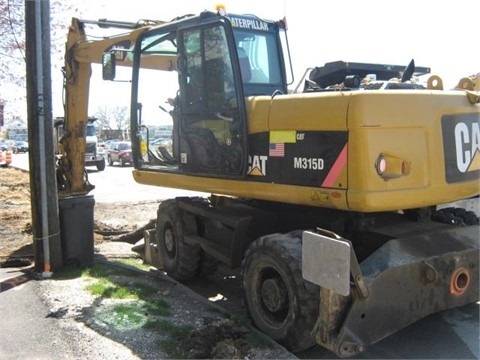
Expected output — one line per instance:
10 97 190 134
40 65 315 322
237 48 252 83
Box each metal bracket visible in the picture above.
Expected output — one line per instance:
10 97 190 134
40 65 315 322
316 228 369 299
303 228 369 298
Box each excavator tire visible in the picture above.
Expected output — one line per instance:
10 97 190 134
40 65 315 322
96 158 106 171
242 231 319 352
156 199 200 281
433 207 479 226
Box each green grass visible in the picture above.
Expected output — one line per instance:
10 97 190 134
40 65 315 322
53 263 132 280
86 278 137 299
85 275 158 300
115 258 151 271
143 298 172 317
95 302 148 331
56 261 155 300
112 304 145 326
84 263 131 278
51 265 84 280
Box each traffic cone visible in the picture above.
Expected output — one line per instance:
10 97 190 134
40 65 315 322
5 151 12 164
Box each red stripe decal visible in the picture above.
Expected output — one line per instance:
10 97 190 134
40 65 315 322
321 144 347 188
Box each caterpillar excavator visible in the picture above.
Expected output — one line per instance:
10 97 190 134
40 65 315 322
59 5 480 357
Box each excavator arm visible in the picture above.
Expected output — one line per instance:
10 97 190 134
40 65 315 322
59 18 153 195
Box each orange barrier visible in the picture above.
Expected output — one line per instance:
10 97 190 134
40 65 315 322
5 151 12 164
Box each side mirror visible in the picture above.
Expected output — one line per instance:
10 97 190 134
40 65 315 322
102 52 116 80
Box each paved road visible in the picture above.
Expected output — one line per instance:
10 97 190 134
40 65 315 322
8 152 480 359
10 153 207 203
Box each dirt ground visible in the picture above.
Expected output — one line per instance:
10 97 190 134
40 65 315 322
1 167 36 260
0 166 159 261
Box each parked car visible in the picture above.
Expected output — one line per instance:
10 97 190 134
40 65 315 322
0 141 7 151
13 141 29 153
107 140 132 166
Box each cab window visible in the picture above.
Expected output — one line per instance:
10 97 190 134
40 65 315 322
182 26 236 112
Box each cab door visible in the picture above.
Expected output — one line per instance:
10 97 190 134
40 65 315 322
177 20 247 177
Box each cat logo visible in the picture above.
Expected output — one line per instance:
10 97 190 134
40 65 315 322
248 155 267 176
442 114 480 183
455 122 480 173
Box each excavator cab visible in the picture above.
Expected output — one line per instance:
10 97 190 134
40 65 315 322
129 12 287 177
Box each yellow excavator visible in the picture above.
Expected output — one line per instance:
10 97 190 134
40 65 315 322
60 6 479 357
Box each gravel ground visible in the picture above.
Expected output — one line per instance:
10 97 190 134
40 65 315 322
35 259 296 359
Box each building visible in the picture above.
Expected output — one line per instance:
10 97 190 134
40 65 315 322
7 119 28 141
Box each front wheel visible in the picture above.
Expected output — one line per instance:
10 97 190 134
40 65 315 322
242 232 319 352
156 199 200 281
97 158 106 171
108 156 113 166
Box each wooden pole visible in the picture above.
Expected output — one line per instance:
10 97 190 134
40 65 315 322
25 0 63 273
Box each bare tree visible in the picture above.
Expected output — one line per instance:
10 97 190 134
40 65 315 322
93 106 112 131
112 105 129 130
0 0 24 86
93 105 129 130
0 0 77 120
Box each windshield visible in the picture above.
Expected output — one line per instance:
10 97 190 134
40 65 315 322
233 29 282 85
118 142 131 151
86 124 95 136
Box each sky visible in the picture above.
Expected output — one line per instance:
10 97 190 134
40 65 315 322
41 0 480 120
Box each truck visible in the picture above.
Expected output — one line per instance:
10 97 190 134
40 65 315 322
54 117 106 172
59 6 479 357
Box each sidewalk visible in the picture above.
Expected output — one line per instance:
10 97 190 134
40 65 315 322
0 266 74 359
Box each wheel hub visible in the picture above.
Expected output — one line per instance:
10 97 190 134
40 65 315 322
261 277 288 312
164 228 175 254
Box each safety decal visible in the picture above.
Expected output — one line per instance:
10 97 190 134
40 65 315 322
321 144 348 187
270 130 297 143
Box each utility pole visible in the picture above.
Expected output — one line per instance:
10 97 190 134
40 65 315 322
25 0 62 273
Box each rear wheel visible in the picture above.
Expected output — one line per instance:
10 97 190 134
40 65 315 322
156 199 200 281
242 232 319 352
119 157 125 167
433 207 479 226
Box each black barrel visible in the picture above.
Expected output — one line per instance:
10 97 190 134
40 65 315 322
58 195 95 267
